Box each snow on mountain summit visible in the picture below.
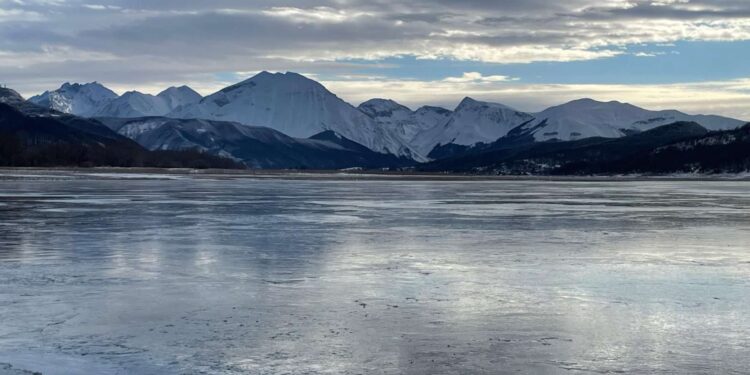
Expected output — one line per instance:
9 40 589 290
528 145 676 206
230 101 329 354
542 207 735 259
170 71 421 159
25 76 746 162
28 82 202 119
0 87 25 106
93 86 202 118
157 86 202 110
522 98 745 141
359 98 412 117
94 91 171 118
411 97 534 155
28 82 118 116
359 98 452 150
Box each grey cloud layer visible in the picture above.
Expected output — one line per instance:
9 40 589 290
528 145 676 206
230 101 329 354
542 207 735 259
1 0 749 96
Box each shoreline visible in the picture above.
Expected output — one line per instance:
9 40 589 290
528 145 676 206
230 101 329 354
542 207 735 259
0 166 749 181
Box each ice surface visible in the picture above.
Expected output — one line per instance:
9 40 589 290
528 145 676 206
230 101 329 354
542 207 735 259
0 172 748 374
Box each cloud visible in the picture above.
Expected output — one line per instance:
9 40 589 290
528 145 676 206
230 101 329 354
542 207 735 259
442 72 516 83
82 4 122 11
4 0 750 66
633 51 667 57
262 6 373 23
0 7 44 21
1 0 750 119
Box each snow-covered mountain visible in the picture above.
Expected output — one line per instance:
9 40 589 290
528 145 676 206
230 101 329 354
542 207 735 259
94 86 202 118
169 71 421 160
411 97 534 155
358 99 452 146
29 83 202 118
98 116 410 169
94 91 170 118
0 87 25 107
521 98 745 141
359 98 413 130
155 86 202 111
410 97 744 156
26 76 747 164
28 82 118 116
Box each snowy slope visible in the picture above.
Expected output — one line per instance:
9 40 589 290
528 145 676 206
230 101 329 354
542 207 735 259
94 91 171 118
110 117 292 151
169 71 421 160
157 86 202 110
28 82 118 116
411 97 534 155
27 77 746 162
358 99 452 146
523 98 745 141
0 87 25 106
93 86 202 118
98 116 410 169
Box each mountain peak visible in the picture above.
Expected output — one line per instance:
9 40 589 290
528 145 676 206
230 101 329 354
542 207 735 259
59 81 108 91
282 71 307 79
358 98 412 117
157 85 202 113
170 72 420 159
224 71 323 94
0 87 24 105
360 98 402 107
568 98 600 104
95 87 204 118
158 85 201 98
255 70 274 77
559 98 632 109
456 96 480 109
523 97 745 142
248 71 313 82
538 98 646 121
411 96 533 155
121 90 149 97
28 81 118 116
160 85 188 92
455 97 517 112
415 105 452 116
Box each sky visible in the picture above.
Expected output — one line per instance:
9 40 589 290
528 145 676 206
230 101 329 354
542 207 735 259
1 0 750 119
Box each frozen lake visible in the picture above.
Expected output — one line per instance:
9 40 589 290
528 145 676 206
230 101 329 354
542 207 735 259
0 171 748 374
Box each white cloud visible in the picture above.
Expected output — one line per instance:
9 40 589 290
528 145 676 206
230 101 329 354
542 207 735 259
262 6 372 23
5 0 750 66
424 45 623 64
633 51 666 57
651 0 690 6
82 4 123 11
443 72 516 83
0 46 116 68
3 0 750 121
0 7 44 21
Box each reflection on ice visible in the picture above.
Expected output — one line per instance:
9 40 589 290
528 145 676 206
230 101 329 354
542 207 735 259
0 173 748 374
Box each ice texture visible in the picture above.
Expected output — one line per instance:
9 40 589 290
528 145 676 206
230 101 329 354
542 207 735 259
0 172 749 374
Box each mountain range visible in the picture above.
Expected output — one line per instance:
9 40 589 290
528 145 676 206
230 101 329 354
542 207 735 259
2 87 407 169
420 121 750 174
0 87 237 168
7 71 749 173
97 116 409 169
29 84 202 118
